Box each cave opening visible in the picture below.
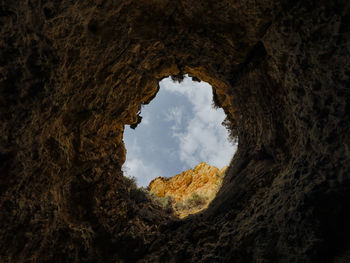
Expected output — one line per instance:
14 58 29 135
1 0 347 261
122 74 237 217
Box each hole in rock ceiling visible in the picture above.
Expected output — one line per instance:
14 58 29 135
122 75 237 217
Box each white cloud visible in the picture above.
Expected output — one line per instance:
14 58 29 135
123 158 162 187
162 76 211 102
175 118 236 168
125 136 141 155
142 114 150 125
161 75 237 169
123 132 161 187
164 106 185 131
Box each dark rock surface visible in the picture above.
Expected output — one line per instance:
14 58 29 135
1 0 349 262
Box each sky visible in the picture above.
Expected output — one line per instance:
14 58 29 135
122 75 237 187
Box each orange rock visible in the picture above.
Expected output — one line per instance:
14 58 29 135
149 162 227 218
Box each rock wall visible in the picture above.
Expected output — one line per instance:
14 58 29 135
149 162 227 218
0 0 349 262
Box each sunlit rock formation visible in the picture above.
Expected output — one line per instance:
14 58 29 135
149 162 227 218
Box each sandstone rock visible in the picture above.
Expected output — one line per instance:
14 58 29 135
149 162 227 218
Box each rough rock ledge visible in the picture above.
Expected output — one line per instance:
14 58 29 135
0 0 350 262
149 162 227 218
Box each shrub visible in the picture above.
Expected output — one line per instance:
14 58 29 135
191 76 201 82
122 175 137 190
150 194 174 213
174 201 189 211
186 193 207 208
211 88 221 109
222 116 238 144
129 187 148 203
171 74 184 83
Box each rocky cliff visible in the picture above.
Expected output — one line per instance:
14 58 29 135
149 162 227 218
0 0 349 262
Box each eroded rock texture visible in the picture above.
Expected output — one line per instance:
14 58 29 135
0 0 349 262
149 162 227 218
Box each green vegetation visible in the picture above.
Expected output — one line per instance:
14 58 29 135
211 88 238 145
150 193 173 213
122 175 137 189
222 116 238 144
171 74 184 83
121 176 150 204
122 175 174 213
129 187 149 203
174 201 189 211
186 193 207 208
121 175 213 217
